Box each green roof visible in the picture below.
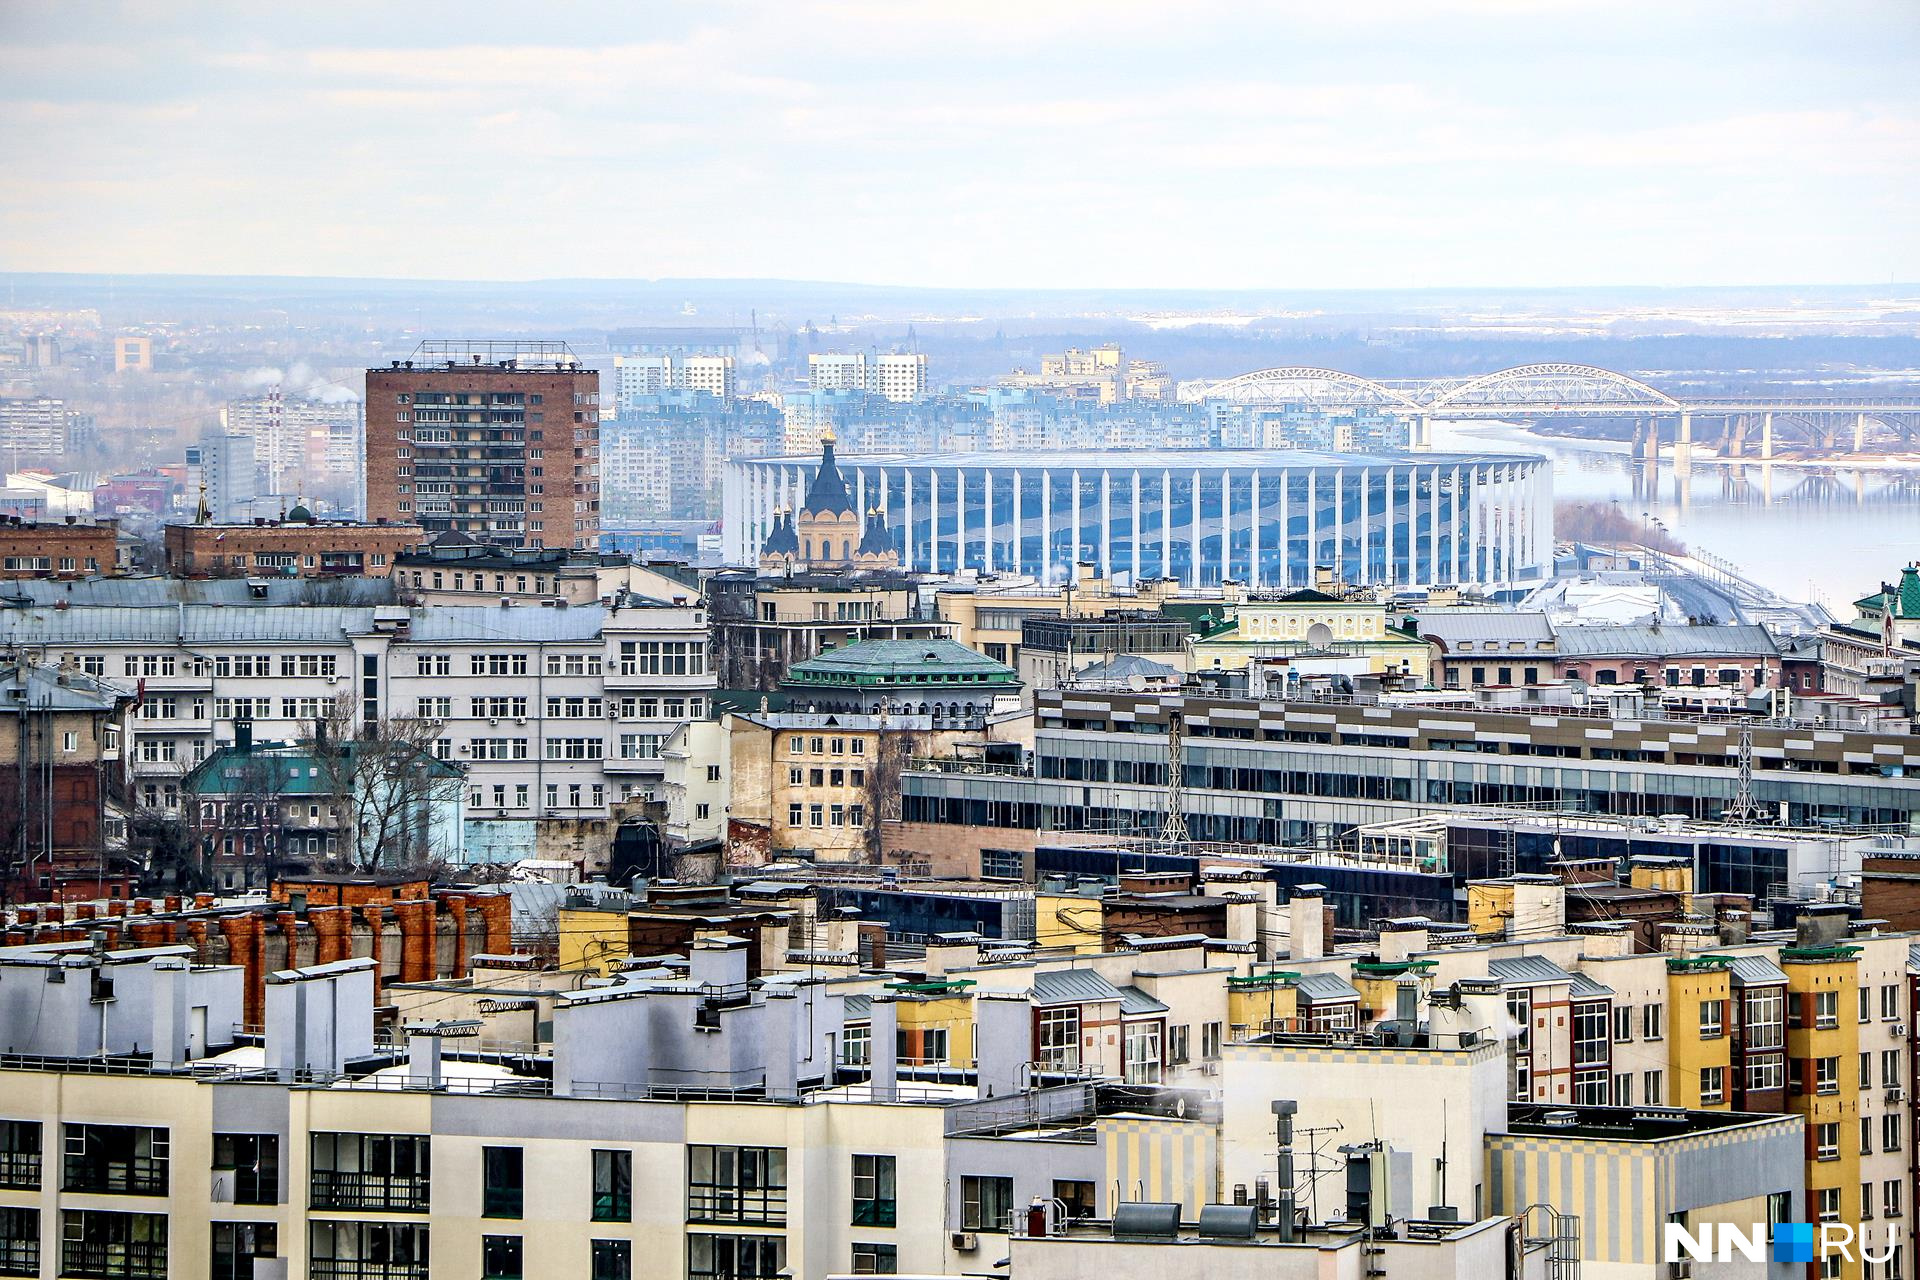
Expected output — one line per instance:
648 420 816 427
1856 566 1920 618
183 740 461 796
783 639 1017 689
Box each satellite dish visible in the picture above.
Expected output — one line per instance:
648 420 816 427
1307 622 1334 648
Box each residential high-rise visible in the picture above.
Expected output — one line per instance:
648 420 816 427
184 430 256 522
365 341 601 550
223 386 364 497
807 351 929 403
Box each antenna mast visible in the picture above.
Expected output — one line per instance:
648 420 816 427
1161 707 1189 846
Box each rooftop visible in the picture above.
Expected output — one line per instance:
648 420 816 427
749 447 1540 469
783 637 1018 685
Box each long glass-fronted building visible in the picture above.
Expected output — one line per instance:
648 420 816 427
725 449 1552 590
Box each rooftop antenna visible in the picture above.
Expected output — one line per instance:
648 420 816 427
1160 707 1189 846
1725 722 1761 824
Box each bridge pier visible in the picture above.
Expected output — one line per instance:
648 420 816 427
1411 413 1432 453
1674 411 1692 470
1856 411 1867 455
1761 411 1773 460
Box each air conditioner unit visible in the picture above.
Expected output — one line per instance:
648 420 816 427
209 1171 234 1203
950 1232 978 1252
1889 1087 1906 1103
1893 1023 1908 1039
489 718 499 726
1200 1060 1222 1076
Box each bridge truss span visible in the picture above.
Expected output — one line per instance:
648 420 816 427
1425 363 1683 415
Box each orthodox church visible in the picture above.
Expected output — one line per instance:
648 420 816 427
760 429 898 573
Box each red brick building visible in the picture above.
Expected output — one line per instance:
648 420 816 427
365 343 602 550
164 512 422 576
0 517 121 577
0 660 134 902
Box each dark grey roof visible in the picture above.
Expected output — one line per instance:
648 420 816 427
1416 611 1555 645
1554 624 1780 659
1568 971 1614 1000
1032 968 1124 1006
0 576 394 608
1075 654 1179 682
0 602 610 646
0 662 127 712
842 993 872 1019
1292 971 1361 1002
800 439 855 516
1118 985 1169 1016
1488 955 1575 986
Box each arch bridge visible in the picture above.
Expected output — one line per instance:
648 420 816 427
1199 362 1920 460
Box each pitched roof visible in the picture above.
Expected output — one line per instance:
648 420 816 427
1488 955 1575 986
1032 967 1124 1006
783 638 1017 684
1073 653 1178 682
1292 971 1361 1002
1118 985 1170 1016
1553 623 1779 659
1724 954 1788 986
800 439 856 516
1416 610 1556 645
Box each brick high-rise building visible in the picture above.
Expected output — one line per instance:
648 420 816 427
364 341 601 550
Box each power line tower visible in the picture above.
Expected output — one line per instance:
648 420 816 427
1161 708 1190 846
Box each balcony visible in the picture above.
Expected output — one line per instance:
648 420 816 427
309 1170 431 1213
61 1241 167 1280
310 1262 429 1280
64 1155 167 1197
0 1237 36 1278
685 1185 787 1227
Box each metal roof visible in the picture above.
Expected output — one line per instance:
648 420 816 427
1118 985 1170 1016
1292 971 1361 1002
0 576 395 608
1553 623 1780 659
0 662 126 712
0 602 611 646
750 448 1539 471
842 993 872 1019
1416 611 1555 644
785 638 1016 681
1568 971 1615 1000
1724 954 1789 986
1487 955 1576 986
1031 967 1124 1006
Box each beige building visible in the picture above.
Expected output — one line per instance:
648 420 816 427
1189 588 1433 683
936 566 1207 668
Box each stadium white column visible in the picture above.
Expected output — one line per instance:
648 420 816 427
952 467 964 571
1249 468 1261 588
1131 468 1142 583
1278 467 1290 587
1099 470 1111 581
1011 466 1024 577
1305 468 1317 585
1451 464 1464 585
1160 468 1172 584
902 468 915 570
1071 469 1083 578
1424 463 1439 587
1384 466 1396 588
1042 469 1053 585
982 469 994 574
1189 467 1201 588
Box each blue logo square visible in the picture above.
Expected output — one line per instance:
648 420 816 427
1774 1222 1814 1264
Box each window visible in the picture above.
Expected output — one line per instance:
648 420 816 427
1747 1056 1785 1092
482 1235 522 1280
0 1206 36 1277
1865 1117 1876 1154
687 1234 783 1280
1036 1007 1081 1070
212 1132 278 1205
1864 1052 1874 1089
1862 986 1874 1023
1817 1187 1842 1222
841 1023 871 1067
1643 1069 1663 1104
851 1242 897 1275
64 1124 168 1196
1698 998 1724 1039
1612 1005 1632 1043
1123 1022 1163 1084
309 1133 430 1212
1643 1004 1663 1041
211 1222 276 1280
1889 1180 1905 1218
852 1154 896 1227
1744 986 1784 1050
309 1222 427 1280
0 1120 41 1191
687 1146 786 1225
592 1149 631 1222
1817 1056 1840 1095
62 1210 167 1280
1886 1049 1902 1088
1816 990 1839 1030
1699 1066 1724 1106
961 1175 1015 1232
1202 1021 1224 1059
1168 1023 1191 1064
591 1240 630 1280
1886 985 1902 1020
1886 1113 1904 1151
1816 1122 1840 1160
1574 1003 1609 1066
1611 1073 1633 1106
1055 1179 1097 1220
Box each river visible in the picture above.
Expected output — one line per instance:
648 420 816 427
1432 420 1920 612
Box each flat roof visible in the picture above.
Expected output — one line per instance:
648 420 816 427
746 448 1540 469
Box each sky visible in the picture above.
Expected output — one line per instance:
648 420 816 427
1 1 1917 291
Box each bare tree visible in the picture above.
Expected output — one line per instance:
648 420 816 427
310 698 461 873
862 723 920 861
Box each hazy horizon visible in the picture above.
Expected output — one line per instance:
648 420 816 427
4 1 1917 290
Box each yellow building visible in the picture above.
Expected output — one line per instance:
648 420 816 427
1783 943 1864 1250
1664 956 1734 1110
1189 588 1432 682
113 334 152 373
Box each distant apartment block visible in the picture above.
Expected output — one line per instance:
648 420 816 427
0 396 77 460
1002 343 1171 403
185 431 256 522
365 342 601 550
112 334 152 373
223 386 364 495
807 351 929 403
610 354 736 411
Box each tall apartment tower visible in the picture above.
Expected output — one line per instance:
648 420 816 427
364 341 601 550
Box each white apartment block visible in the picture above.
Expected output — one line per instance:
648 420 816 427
612 355 737 412
0 597 714 864
807 352 928 403
224 390 363 496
